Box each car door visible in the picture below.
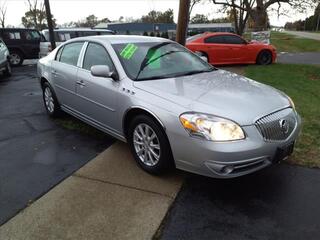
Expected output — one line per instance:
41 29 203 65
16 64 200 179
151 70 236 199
223 35 248 63
203 35 228 64
51 41 85 110
22 30 41 59
75 42 119 132
0 40 8 66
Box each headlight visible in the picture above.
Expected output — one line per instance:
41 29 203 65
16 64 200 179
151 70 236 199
179 113 245 141
288 96 295 110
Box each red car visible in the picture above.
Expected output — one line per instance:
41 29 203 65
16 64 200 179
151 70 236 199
186 32 277 65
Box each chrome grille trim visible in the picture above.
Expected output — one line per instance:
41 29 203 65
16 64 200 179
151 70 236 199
255 108 297 141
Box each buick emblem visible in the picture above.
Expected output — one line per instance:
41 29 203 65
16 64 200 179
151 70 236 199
279 119 289 134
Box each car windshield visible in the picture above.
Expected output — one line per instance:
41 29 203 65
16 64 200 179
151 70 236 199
112 42 215 81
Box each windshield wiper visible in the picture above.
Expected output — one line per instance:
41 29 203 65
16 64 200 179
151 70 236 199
135 42 172 80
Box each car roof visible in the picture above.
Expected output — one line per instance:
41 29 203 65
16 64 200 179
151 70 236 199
42 28 113 32
204 32 236 35
187 32 240 43
69 35 173 44
1 28 40 32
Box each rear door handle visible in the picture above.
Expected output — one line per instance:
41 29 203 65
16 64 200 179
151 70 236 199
76 80 86 87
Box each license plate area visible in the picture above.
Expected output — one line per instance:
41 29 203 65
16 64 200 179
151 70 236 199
273 142 295 163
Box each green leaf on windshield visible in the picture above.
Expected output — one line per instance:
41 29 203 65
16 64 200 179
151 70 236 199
120 43 138 59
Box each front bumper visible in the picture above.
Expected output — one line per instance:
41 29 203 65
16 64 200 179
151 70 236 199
167 111 301 179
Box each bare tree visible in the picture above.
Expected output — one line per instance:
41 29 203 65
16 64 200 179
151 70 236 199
0 0 7 28
25 0 46 29
212 0 314 31
189 0 202 16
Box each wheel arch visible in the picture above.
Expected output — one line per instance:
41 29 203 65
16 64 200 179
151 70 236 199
9 47 25 57
40 77 49 89
122 107 166 139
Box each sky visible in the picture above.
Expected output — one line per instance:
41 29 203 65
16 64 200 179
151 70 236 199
3 0 315 28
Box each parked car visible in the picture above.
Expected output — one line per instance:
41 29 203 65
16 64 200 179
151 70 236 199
186 32 277 65
37 36 301 178
39 28 114 58
0 28 41 66
0 38 11 77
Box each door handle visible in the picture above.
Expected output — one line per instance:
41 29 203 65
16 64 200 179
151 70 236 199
51 70 57 75
76 80 86 87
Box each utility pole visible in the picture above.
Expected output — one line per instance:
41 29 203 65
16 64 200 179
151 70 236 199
316 13 320 32
176 0 190 46
44 0 56 50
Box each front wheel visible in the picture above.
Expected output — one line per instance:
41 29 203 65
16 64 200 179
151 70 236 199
128 115 174 174
257 50 272 65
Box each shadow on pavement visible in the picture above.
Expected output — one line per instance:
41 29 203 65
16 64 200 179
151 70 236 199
161 163 320 240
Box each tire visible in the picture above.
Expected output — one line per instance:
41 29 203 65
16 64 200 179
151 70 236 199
128 114 174 174
42 82 62 118
256 50 272 65
9 50 24 66
3 61 11 77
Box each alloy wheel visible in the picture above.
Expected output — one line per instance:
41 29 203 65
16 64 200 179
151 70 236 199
260 52 271 65
10 53 21 66
44 87 54 113
133 123 161 166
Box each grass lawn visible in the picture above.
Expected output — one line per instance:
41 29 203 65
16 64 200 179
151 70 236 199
245 63 320 168
270 32 320 53
55 116 107 139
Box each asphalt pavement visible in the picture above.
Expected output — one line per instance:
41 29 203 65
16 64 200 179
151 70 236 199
160 163 320 240
278 52 320 65
283 31 320 41
0 65 114 225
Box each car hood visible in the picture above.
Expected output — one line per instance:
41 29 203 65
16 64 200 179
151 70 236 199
133 70 290 126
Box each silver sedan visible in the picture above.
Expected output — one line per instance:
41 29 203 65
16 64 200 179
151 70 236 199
37 36 301 178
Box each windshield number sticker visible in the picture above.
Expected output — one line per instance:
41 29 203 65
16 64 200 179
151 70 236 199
120 43 138 60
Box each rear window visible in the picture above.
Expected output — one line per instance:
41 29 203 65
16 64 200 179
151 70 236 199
77 31 98 37
224 35 246 44
3 31 21 40
59 42 84 66
98 31 113 35
24 30 41 41
42 31 77 42
204 35 225 44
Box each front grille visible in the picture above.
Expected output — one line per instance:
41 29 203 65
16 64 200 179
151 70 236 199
255 108 297 141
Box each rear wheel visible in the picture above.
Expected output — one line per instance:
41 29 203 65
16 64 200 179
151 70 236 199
257 50 272 65
9 51 24 66
42 82 62 118
128 115 173 174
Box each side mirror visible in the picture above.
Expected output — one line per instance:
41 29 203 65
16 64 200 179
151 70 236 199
200 56 208 62
91 65 118 81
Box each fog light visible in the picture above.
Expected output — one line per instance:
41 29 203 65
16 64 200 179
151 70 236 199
221 165 234 174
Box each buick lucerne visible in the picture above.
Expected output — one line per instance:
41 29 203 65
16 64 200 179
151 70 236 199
37 36 301 178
